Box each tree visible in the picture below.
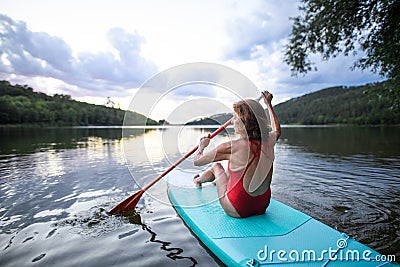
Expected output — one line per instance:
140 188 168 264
0 81 158 126
285 0 399 77
284 0 400 110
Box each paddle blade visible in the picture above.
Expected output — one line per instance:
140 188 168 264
109 190 144 215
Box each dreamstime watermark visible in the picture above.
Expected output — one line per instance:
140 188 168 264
248 235 396 266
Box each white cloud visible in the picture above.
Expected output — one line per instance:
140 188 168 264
224 1 299 60
0 14 157 98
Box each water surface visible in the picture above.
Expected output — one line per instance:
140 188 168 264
0 126 399 266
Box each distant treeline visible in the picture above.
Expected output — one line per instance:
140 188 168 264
185 81 399 126
0 80 158 126
274 82 399 125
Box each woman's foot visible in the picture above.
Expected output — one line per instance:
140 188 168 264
193 174 202 188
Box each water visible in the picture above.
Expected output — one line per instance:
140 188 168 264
0 126 399 266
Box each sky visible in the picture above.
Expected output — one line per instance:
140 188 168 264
0 0 384 123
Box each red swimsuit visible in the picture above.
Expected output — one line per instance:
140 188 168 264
226 140 271 218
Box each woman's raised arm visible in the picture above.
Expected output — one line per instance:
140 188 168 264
262 91 281 141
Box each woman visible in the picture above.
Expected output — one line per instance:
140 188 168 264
193 91 281 218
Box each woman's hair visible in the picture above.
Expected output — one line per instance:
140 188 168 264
233 99 269 140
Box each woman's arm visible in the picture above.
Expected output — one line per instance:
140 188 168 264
193 137 231 166
262 91 281 141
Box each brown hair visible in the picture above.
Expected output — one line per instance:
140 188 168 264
233 99 269 141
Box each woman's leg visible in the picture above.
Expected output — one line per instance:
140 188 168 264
193 168 215 188
210 163 240 218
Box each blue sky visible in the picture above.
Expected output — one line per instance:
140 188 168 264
0 0 384 123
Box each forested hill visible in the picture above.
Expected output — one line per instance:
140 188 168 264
0 80 158 126
185 82 398 126
274 82 399 125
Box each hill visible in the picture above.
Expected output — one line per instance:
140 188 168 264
274 81 399 125
0 80 158 126
186 81 399 126
186 113 232 125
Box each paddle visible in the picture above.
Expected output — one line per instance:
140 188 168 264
109 93 265 215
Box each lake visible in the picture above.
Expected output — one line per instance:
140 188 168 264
0 125 399 266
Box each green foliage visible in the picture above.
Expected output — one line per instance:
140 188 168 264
274 81 399 125
0 80 158 126
284 0 400 111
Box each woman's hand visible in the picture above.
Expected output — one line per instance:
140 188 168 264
194 135 213 166
262 90 273 105
199 135 210 151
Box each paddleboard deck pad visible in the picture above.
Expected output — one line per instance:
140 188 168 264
168 185 397 266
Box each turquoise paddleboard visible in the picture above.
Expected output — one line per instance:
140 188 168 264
168 182 397 266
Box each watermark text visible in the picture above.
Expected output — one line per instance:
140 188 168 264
254 237 396 264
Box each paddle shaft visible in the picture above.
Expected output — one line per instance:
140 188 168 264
132 91 267 194
108 119 233 214
141 118 232 192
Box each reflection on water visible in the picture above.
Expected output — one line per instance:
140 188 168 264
0 127 152 156
0 126 398 266
33 151 65 178
280 125 400 157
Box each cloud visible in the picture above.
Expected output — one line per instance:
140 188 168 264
0 14 75 76
224 1 299 60
0 14 157 97
223 1 384 104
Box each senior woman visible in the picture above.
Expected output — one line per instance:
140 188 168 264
193 91 281 218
